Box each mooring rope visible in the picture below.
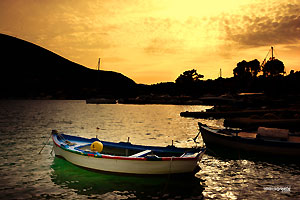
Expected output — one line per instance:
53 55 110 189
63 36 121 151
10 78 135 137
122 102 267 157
38 133 52 154
57 132 67 143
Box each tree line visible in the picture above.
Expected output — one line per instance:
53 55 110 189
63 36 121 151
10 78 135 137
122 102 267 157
148 56 299 97
233 58 285 79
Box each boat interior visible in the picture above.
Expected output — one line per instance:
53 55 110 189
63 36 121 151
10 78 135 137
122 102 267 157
218 128 300 142
77 144 191 158
54 132 200 158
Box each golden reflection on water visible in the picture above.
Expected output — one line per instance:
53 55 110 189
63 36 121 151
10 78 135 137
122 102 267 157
72 104 212 148
196 154 300 200
0 100 299 199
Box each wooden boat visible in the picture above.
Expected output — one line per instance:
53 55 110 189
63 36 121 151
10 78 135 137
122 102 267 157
51 130 206 175
198 122 300 157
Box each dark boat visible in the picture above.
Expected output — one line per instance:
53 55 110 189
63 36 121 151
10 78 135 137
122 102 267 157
198 122 300 157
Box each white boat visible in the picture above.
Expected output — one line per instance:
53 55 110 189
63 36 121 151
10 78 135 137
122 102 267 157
51 130 206 175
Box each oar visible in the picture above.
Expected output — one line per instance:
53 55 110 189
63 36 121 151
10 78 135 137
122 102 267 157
38 133 52 154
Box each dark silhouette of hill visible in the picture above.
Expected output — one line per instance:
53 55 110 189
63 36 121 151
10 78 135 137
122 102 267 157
0 33 136 99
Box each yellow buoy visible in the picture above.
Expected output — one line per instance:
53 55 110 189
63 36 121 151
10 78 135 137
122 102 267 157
91 141 103 153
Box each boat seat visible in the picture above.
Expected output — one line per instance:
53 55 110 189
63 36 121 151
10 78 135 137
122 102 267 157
129 150 152 157
180 152 196 157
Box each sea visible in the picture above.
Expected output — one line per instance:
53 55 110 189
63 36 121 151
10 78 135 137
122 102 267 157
0 100 299 199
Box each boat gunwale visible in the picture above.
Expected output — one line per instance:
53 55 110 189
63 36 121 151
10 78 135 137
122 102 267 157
199 124 300 148
52 133 205 161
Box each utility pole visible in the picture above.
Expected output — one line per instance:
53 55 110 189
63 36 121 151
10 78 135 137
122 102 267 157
97 58 100 71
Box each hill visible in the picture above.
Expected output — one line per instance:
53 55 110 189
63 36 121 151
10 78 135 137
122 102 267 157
0 33 137 99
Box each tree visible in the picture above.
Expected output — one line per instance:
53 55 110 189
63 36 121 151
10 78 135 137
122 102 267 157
262 59 285 77
233 60 248 79
248 59 261 77
175 69 204 84
233 59 261 79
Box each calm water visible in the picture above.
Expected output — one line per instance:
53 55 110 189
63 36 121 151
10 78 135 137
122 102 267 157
0 100 299 199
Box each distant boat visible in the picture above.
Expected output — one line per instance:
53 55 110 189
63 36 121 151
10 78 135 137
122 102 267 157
198 122 300 157
85 58 117 104
51 130 206 175
86 98 116 104
85 58 118 104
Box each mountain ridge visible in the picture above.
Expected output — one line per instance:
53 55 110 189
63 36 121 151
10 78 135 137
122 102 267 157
0 33 137 99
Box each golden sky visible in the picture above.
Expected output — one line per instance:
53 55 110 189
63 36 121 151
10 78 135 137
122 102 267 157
1 0 300 84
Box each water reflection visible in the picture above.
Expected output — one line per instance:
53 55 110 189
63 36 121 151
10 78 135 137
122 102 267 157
198 155 300 199
1 100 299 199
205 145 300 164
51 157 204 199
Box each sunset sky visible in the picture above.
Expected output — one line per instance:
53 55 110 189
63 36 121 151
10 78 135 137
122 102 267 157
1 0 299 84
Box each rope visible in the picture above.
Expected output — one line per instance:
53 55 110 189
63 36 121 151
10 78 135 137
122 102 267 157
193 131 200 143
50 146 54 156
161 156 174 197
38 133 52 154
264 48 271 61
261 48 271 67
57 132 67 143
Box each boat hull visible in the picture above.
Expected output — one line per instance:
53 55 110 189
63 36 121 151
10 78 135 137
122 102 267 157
52 132 205 175
199 125 300 157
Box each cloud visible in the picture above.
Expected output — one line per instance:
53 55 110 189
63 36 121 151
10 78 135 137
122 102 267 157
219 1 300 47
104 56 128 63
144 37 184 55
140 17 187 55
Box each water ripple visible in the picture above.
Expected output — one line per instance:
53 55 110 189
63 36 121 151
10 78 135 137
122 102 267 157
0 100 299 199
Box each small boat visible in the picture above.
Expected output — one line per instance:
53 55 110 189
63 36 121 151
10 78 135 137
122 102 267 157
198 122 300 157
51 130 206 175
86 98 116 104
